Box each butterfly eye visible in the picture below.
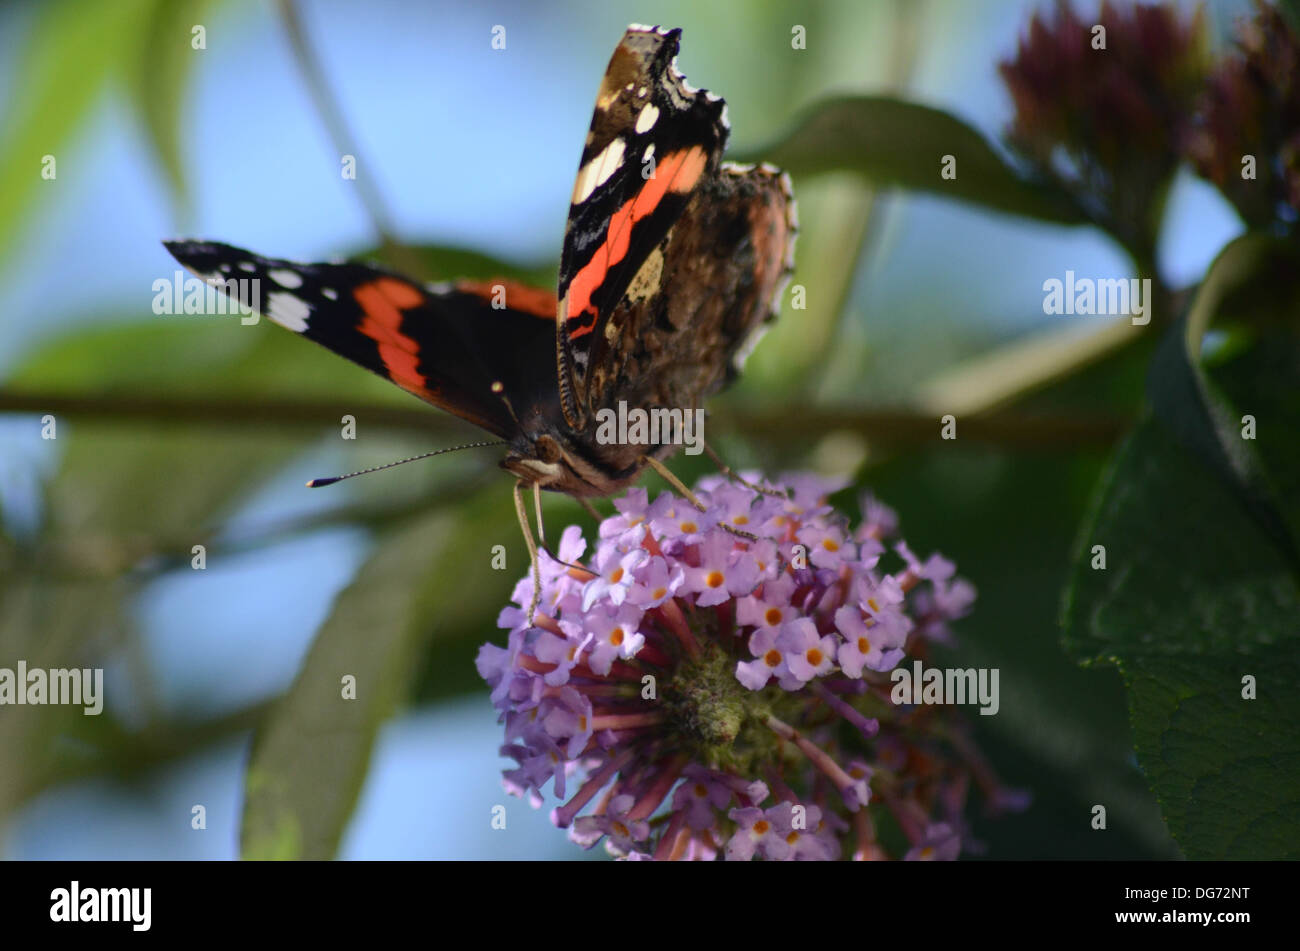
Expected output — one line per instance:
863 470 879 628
534 435 564 464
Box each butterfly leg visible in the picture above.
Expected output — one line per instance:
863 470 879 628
641 455 760 542
703 442 788 499
513 480 543 625
531 481 588 573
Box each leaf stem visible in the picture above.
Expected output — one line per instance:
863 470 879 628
276 0 427 279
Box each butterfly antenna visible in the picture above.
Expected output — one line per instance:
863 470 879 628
306 441 506 487
491 380 522 427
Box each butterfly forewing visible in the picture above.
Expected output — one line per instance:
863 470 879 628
163 240 558 439
555 25 730 428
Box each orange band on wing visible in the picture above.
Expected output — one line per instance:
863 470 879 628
354 278 430 393
563 145 708 338
455 279 557 319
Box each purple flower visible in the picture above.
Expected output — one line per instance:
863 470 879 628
735 573 798 638
905 823 962 861
565 602 646 676
735 625 792 691
479 471 1018 860
725 806 790 861
581 542 649 610
778 617 838 685
571 794 650 853
796 521 856 570
681 532 760 607
833 604 906 677
532 628 592 686
626 555 685 609
671 765 735 831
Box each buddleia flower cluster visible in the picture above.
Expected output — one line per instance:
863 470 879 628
477 472 1026 860
999 0 1208 248
1184 0 1300 233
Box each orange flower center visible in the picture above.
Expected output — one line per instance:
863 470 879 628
705 571 724 588
610 627 624 646
807 647 824 665
764 607 783 626
764 649 782 667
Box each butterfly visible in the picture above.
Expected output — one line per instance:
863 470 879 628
165 24 796 610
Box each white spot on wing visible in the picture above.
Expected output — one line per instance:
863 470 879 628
238 261 256 272
635 103 660 133
322 287 338 300
269 268 303 289
266 292 310 332
572 137 626 204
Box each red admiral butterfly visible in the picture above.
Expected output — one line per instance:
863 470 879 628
165 25 796 605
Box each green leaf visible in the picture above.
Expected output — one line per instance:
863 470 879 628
1065 417 1297 661
849 447 1176 857
1147 234 1300 567
1280 0 1300 36
0 576 129 819
1126 648 1300 859
1062 415 1300 858
130 0 218 215
0 0 153 265
240 488 510 860
10 321 321 541
734 95 1086 225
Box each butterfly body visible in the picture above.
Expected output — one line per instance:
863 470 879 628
165 25 795 500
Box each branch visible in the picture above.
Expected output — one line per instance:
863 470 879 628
0 389 1127 447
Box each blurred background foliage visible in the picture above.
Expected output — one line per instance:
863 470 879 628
0 0 1295 859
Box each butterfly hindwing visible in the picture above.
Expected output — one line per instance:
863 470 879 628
556 25 730 427
577 162 796 443
163 240 559 439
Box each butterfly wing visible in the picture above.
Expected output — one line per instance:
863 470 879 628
555 25 729 427
163 240 558 439
581 162 796 428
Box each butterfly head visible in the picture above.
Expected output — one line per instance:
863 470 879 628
501 427 645 499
